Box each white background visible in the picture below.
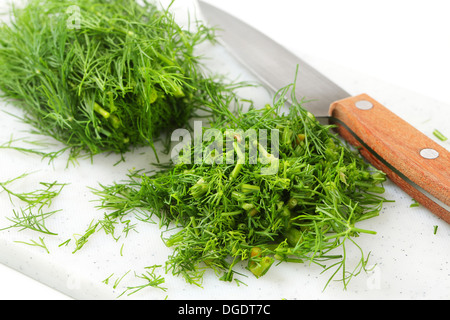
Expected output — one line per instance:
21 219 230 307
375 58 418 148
0 0 449 300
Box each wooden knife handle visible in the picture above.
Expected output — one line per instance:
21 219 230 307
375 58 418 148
330 94 450 223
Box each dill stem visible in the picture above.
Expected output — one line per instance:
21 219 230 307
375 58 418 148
230 141 244 181
324 227 376 241
93 102 110 119
352 227 377 235
241 184 260 194
190 217 200 236
433 129 448 141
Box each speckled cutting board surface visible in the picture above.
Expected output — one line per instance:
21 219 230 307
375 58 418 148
0 0 449 300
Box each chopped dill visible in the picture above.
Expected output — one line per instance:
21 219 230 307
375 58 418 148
0 0 242 159
114 270 131 290
72 219 98 253
410 199 420 208
3 208 61 235
117 265 167 298
15 237 50 254
0 136 71 166
433 129 448 142
59 239 71 247
102 270 131 290
102 273 114 286
91 80 390 289
0 173 67 235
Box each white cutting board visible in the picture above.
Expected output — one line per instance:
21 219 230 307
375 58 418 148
0 0 449 300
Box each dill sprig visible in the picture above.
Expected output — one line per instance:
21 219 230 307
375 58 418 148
0 135 69 165
0 0 239 159
117 265 167 298
4 208 61 235
0 134 86 167
72 219 98 253
0 173 67 235
15 237 50 254
91 81 390 289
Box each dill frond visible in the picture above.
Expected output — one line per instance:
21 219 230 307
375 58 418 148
0 173 67 235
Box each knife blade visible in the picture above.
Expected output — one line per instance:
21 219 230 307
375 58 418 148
198 0 450 222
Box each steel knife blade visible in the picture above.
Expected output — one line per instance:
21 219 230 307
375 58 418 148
198 0 450 222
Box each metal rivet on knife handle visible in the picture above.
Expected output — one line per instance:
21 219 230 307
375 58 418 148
355 100 374 110
420 148 440 160
330 94 450 222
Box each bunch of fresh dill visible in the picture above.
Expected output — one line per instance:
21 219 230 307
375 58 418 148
0 0 232 158
93 82 389 289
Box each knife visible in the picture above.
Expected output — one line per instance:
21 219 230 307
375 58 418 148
198 1 450 223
